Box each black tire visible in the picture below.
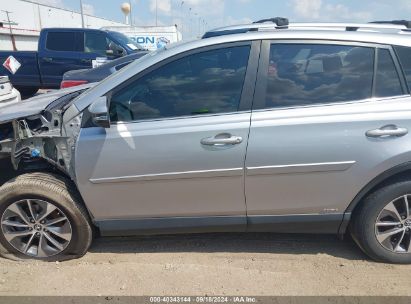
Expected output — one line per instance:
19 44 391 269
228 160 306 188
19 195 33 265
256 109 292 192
0 173 93 261
350 181 411 264
15 86 39 99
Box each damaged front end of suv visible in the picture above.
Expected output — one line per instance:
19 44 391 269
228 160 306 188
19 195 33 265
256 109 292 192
0 85 94 181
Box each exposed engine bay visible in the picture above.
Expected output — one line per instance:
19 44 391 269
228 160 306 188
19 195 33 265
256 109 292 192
0 89 87 180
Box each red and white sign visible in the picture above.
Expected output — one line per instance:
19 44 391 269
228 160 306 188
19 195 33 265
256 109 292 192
3 56 21 75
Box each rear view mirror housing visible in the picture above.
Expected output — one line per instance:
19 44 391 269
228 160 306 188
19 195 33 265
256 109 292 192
89 96 110 128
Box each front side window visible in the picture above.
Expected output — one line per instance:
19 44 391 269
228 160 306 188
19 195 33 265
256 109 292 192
109 45 251 122
46 32 83 52
85 32 109 56
262 44 374 109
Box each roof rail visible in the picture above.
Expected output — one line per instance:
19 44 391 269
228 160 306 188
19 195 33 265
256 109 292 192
370 20 411 29
253 17 289 27
202 19 408 39
202 16 289 38
286 23 407 32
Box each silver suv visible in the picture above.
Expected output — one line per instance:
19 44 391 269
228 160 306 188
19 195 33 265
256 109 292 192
1 19 411 263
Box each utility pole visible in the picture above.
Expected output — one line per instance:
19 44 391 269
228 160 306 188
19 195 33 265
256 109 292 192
188 8 192 39
129 0 132 26
1 10 17 51
180 1 184 38
155 0 158 26
79 0 85 28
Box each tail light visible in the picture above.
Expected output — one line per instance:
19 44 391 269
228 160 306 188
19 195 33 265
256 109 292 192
60 80 88 89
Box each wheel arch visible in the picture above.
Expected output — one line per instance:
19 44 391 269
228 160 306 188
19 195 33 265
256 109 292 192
339 161 411 236
0 163 98 233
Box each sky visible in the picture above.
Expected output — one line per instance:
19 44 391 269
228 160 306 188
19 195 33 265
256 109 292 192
31 0 411 39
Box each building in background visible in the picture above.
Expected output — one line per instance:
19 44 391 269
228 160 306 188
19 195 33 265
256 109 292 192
0 0 126 51
102 25 183 51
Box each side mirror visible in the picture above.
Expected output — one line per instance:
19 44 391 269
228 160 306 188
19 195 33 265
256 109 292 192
89 96 110 128
108 43 125 58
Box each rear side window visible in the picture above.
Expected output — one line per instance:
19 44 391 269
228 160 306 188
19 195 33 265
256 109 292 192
394 46 411 91
46 32 83 52
375 49 403 98
262 44 374 108
109 45 250 122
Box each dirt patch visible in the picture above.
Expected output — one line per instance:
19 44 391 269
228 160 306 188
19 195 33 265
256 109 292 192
0 233 410 296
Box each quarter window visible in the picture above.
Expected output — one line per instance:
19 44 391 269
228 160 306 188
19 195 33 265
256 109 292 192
375 49 403 98
394 46 411 91
109 46 251 122
262 44 374 108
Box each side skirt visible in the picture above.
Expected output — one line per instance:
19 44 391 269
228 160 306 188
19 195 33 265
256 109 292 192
247 214 344 234
96 214 344 237
96 216 247 236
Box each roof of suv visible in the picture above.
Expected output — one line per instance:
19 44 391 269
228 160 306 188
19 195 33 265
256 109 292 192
201 18 411 48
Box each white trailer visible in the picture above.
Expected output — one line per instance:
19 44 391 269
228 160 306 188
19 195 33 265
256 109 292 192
101 26 182 51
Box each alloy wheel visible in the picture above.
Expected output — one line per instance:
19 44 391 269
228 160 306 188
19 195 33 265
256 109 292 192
1 199 72 258
375 195 411 253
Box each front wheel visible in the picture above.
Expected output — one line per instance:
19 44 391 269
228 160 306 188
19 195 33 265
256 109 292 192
351 181 411 264
0 173 93 261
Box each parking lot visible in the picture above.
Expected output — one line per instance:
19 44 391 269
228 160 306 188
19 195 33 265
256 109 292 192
0 225 410 295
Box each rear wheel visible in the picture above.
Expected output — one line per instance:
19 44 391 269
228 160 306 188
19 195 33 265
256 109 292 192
351 181 411 264
0 173 93 261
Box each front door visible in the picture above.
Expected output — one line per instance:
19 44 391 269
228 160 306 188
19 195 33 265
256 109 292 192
75 42 259 233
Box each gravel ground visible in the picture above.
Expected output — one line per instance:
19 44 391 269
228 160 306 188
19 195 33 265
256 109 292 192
0 233 410 296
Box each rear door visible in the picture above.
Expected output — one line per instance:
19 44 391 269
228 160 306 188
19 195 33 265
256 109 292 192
39 31 84 87
245 40 411 233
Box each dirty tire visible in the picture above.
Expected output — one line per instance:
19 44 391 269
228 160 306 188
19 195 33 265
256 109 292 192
350 181 411 264
0 173 93 262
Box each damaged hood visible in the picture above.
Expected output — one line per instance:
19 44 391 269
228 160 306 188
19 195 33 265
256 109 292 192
0 83 95 123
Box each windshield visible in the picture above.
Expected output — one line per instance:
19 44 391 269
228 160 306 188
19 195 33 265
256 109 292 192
109 31 144 51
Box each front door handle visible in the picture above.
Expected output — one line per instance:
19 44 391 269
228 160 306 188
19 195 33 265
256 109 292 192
201 133 243 146
42 57 53 63
81 58 91 63
366 125 408 138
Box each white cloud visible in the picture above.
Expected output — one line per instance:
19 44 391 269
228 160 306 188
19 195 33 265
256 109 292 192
292 0 322 19
30 0 65 7
82 3 95 16
323 4 372 22
290 0 371 22
150 0 172 15
225 16 252 26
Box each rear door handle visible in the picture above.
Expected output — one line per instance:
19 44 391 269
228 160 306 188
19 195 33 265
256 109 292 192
42 57 53 63
81 59 91 63
201 134 243 146
366 125 408 138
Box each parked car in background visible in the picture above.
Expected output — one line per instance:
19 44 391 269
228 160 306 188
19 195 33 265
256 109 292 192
0 28 145 98
61 51 148 89
2 19 411 264
0 76 20 108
